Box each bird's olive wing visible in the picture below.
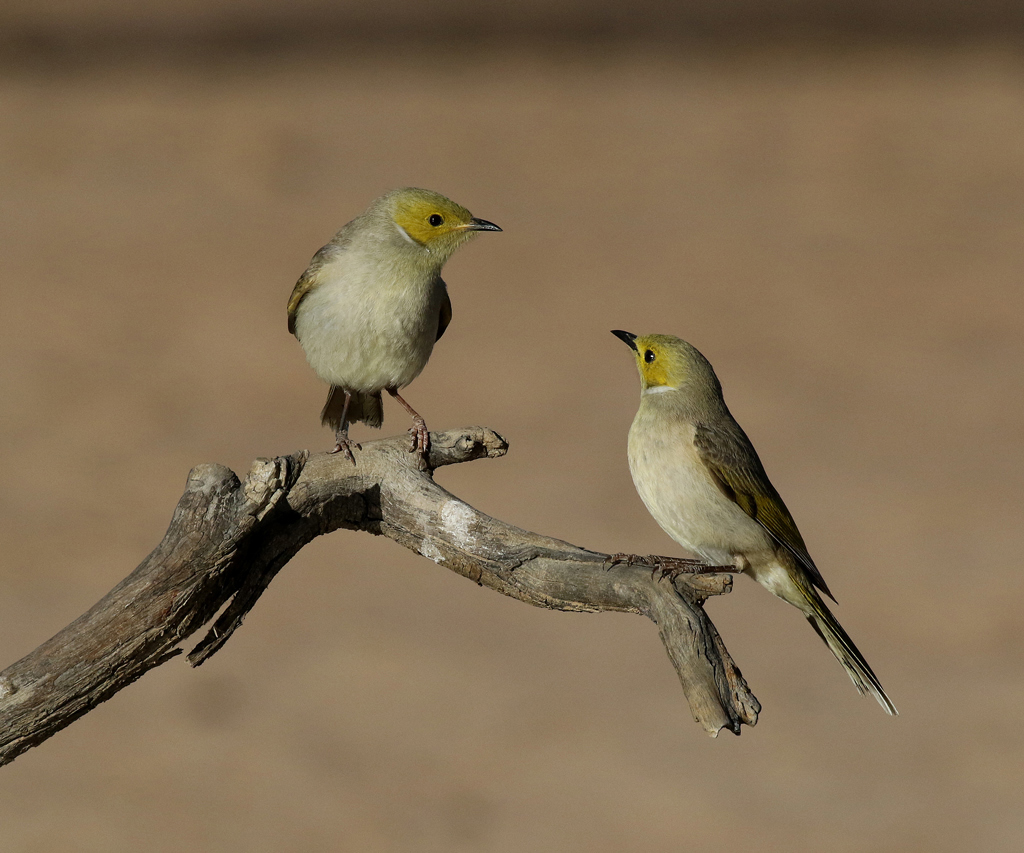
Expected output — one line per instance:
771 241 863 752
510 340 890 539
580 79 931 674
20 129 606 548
286 223 357 336
287 243 338 336
436 281 452 342
695 422 835 600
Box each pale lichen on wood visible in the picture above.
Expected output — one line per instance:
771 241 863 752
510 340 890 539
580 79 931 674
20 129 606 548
0 427 759 767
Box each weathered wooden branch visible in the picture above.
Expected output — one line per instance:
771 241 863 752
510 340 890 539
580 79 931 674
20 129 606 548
0 427 760 766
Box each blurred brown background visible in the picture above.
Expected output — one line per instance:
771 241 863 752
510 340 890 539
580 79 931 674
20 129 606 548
1 2 1022 851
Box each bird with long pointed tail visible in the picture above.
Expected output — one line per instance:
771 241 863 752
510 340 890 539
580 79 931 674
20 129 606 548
612 330 896 715
288 188 501 461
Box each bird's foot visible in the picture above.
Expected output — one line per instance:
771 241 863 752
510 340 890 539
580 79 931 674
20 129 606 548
605 553 731 581
605 553 653 570
649 556 721 583
329 437 361 464
407 417 430 456
386 388 430 459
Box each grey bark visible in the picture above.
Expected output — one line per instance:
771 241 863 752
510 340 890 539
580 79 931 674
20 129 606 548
0 427 760 767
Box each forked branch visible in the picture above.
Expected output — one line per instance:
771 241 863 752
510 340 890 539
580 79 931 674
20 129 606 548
0 427 760 766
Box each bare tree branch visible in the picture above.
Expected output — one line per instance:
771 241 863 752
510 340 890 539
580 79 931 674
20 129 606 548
0 427 760 766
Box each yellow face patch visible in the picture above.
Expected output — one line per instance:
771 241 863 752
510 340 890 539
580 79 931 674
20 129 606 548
391 190 476 246
633 335 688 390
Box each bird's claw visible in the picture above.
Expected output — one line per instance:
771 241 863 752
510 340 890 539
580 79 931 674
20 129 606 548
604 553 726 581
649 556 713 583
605 553 652 571
329 438 360 464
408 418 430 456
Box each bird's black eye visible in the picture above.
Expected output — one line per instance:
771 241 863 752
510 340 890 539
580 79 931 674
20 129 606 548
644 349 656 363
429 214 444 227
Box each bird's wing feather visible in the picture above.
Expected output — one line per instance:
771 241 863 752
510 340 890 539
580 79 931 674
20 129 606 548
286 226 354 336
694 421 835 600
435 280 452 342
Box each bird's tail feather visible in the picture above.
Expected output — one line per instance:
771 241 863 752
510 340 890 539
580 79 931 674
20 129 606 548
803 590 898 716
320 386 384 431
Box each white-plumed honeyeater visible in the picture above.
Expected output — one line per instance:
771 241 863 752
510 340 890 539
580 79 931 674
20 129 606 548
613 330 896 715
287 188 501 460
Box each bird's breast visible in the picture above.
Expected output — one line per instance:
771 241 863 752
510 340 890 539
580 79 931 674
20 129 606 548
627 410 771 563
294 251 443 391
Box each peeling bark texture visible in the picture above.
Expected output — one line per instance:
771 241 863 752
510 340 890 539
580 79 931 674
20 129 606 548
0 427 760 766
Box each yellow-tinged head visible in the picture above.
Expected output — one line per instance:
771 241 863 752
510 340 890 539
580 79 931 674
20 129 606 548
382 187 501 256
611 330 722 400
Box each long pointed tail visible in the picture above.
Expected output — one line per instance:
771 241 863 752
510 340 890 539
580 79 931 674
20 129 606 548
804 591 898 716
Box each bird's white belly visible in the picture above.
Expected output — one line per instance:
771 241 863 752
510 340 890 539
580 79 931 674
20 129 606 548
627 419 771 564
295 271 441 392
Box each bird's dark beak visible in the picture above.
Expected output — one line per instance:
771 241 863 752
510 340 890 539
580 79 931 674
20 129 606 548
466 217 502 232
611 330 638 352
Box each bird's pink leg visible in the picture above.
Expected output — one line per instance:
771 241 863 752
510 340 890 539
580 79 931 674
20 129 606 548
387 388 429 456
329 390 359 464
605 553 736 580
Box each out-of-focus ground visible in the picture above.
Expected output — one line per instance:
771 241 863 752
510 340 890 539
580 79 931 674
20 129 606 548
0 10 1022 852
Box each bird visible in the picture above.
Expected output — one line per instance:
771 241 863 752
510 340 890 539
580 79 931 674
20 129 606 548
287 188 501 462
612 330 897 715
